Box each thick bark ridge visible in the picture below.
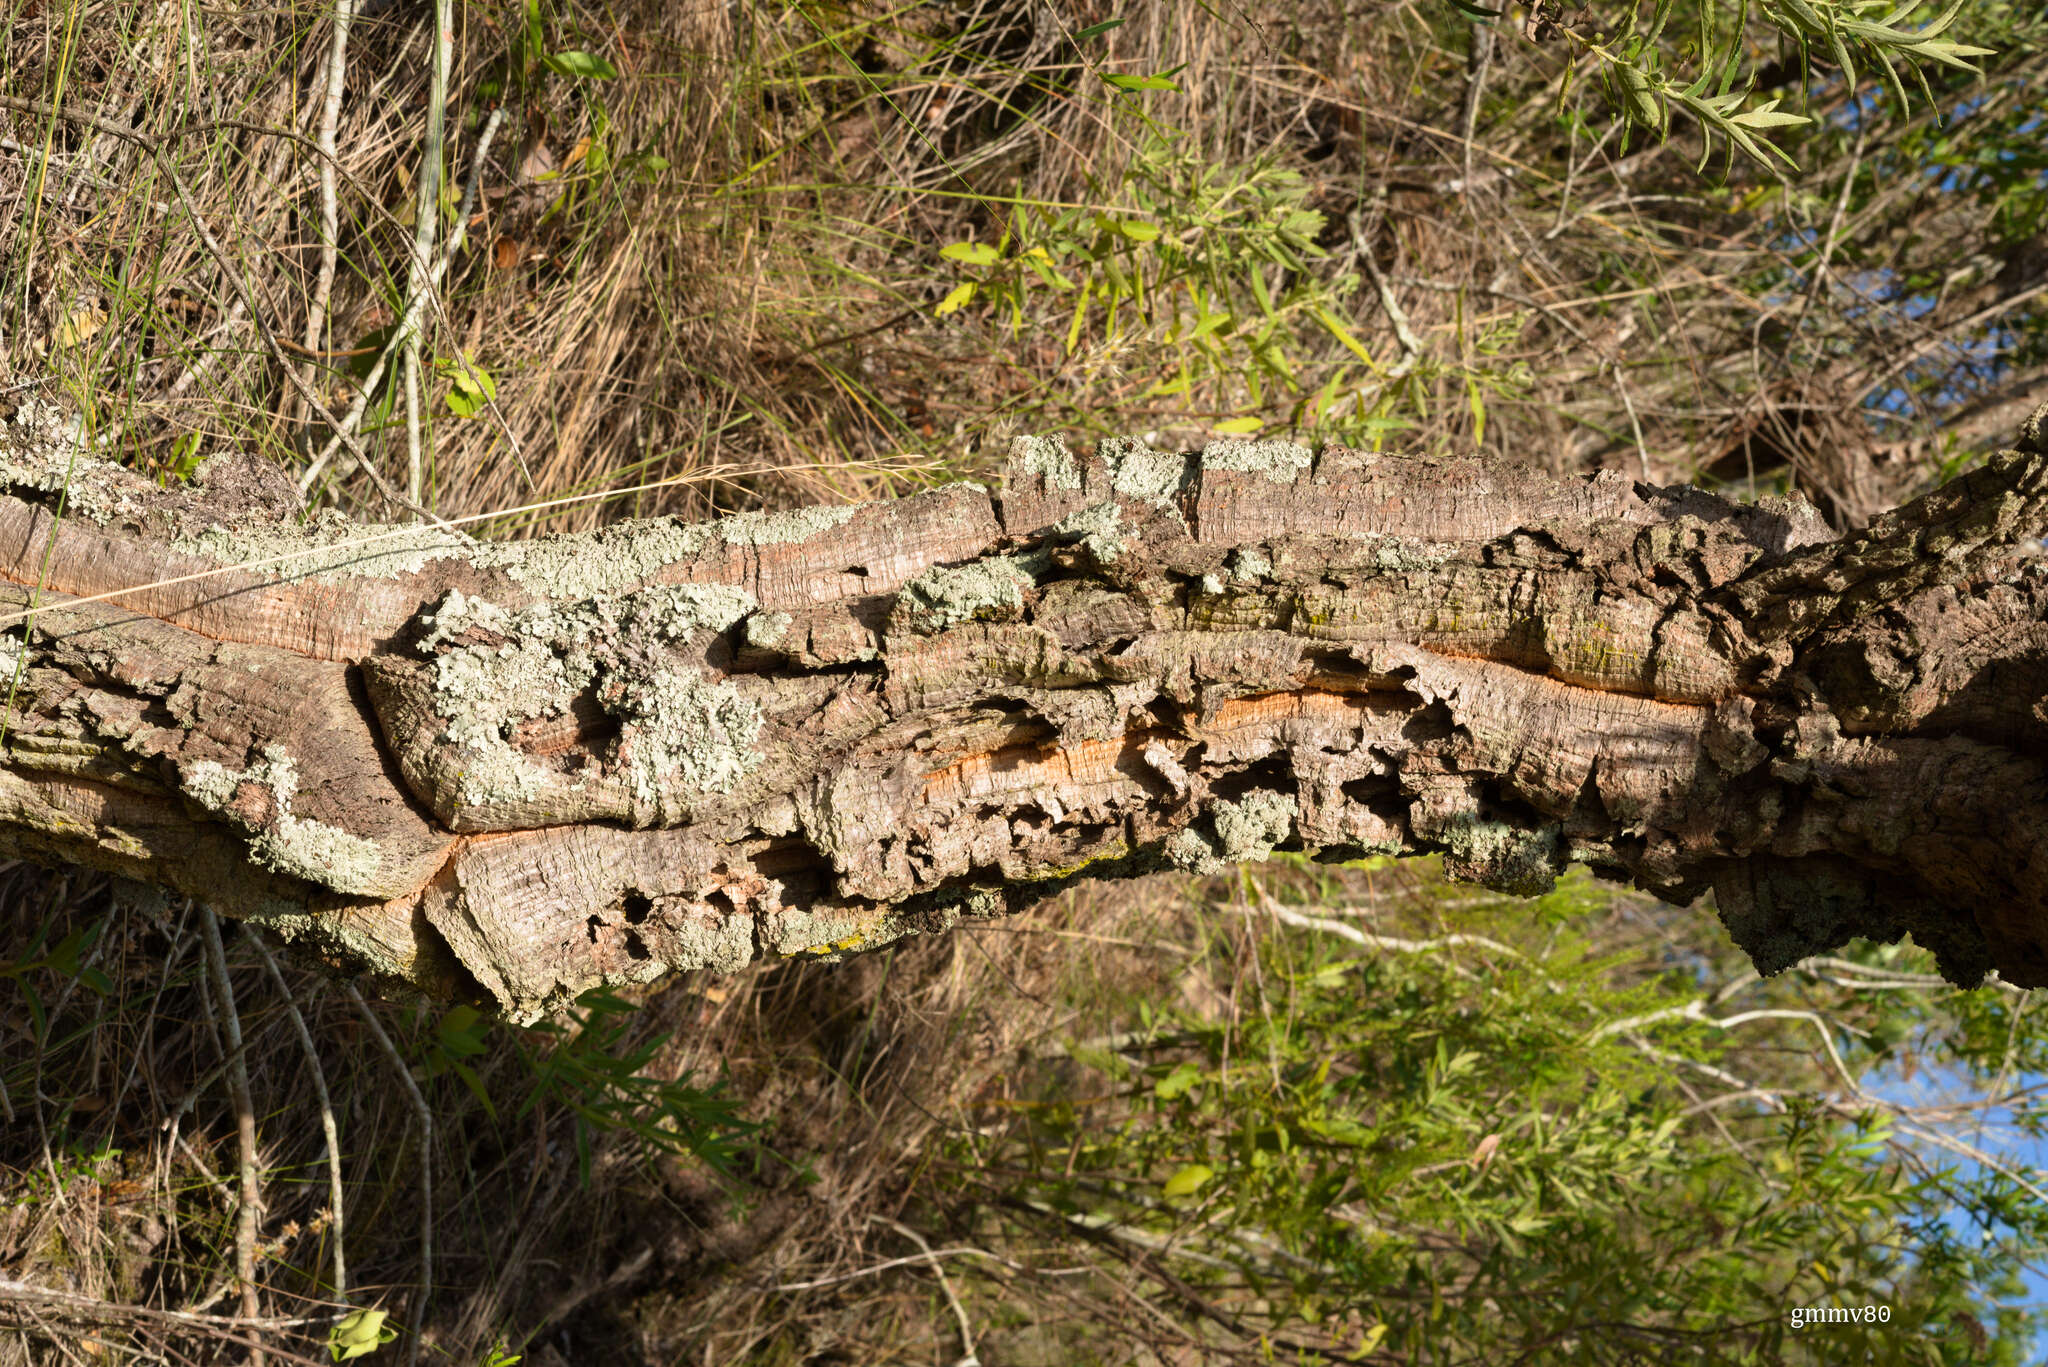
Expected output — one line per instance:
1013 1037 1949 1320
2 397 2045 1021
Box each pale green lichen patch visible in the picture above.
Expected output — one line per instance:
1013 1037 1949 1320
180 745 386 893
898 555 1036 633
1167 827 1224 875
174 507 476 582
1213 791 1297 862
0 397 145 525
769 904 891 958
423 582 755 655
718 502 859 547
667 903 756 974
1169 791 1298 875
1368 535 1449 571
745 610 793 649
1227 547 1272 581
431 639 575 805
476 519 715 600
1201 437 1314 484
1101 436 1189 507
478 504 851 601
1052 500 1126 563
416 582 764 816
1437 814 1561 898
1010 433 1081 490
614 670 764 817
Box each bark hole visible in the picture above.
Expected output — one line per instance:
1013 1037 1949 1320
1211 754 1297 804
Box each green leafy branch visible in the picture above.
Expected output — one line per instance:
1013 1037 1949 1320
1498 0 1999 171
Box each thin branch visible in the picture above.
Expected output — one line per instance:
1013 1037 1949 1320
246 928 348 1304
344 985 432 1367
401 0 452 513
878 1219 981 1367
198 906 265 1363
0 1278 328 1330
299 104 512 499
302 0 357 382
1350 209 1425 374
768 1247 1024 1293
1242 885 1527 964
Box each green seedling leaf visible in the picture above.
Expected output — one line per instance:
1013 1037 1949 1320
1163 1163 1215 1198
544 50 618 80
437 353 497 418
934 282 977 317
1249 264 1275 320
329 1307 396 1361
941 242 1002 267
1155 1062 1203 1100
1076 18 1125 41
1441 0 1505 18
346 323 400 383
618 150 671 183
435 1003 492 1059
1213 416 1264 435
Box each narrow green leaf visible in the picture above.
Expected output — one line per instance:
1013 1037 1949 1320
543 50 619 80
1728 109 1812 129
1311 305 1379 370
1102 71 1182 93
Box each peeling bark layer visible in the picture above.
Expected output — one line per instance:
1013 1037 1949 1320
2 396 2045 1020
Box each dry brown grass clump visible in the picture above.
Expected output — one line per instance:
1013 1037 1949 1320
11 0 2032 540
0 847 1435 1363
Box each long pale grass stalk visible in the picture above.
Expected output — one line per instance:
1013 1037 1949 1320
302 0 357 370
198 906 265 1363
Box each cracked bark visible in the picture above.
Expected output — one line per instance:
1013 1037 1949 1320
2 398 2045 1021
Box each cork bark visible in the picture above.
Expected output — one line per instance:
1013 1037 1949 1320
3 396 2045 1021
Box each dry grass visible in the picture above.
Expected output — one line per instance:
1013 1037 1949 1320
0 846 1439 1363
9 0 2012 541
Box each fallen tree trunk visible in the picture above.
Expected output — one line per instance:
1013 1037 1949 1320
2 395 2045 1020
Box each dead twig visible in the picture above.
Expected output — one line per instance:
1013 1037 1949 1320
345 984 433 1367
402 0 454 513
246 927 348 1304
300 104 512 501
198 906 266 1363
878 1218 981 1367
302 0 358 386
